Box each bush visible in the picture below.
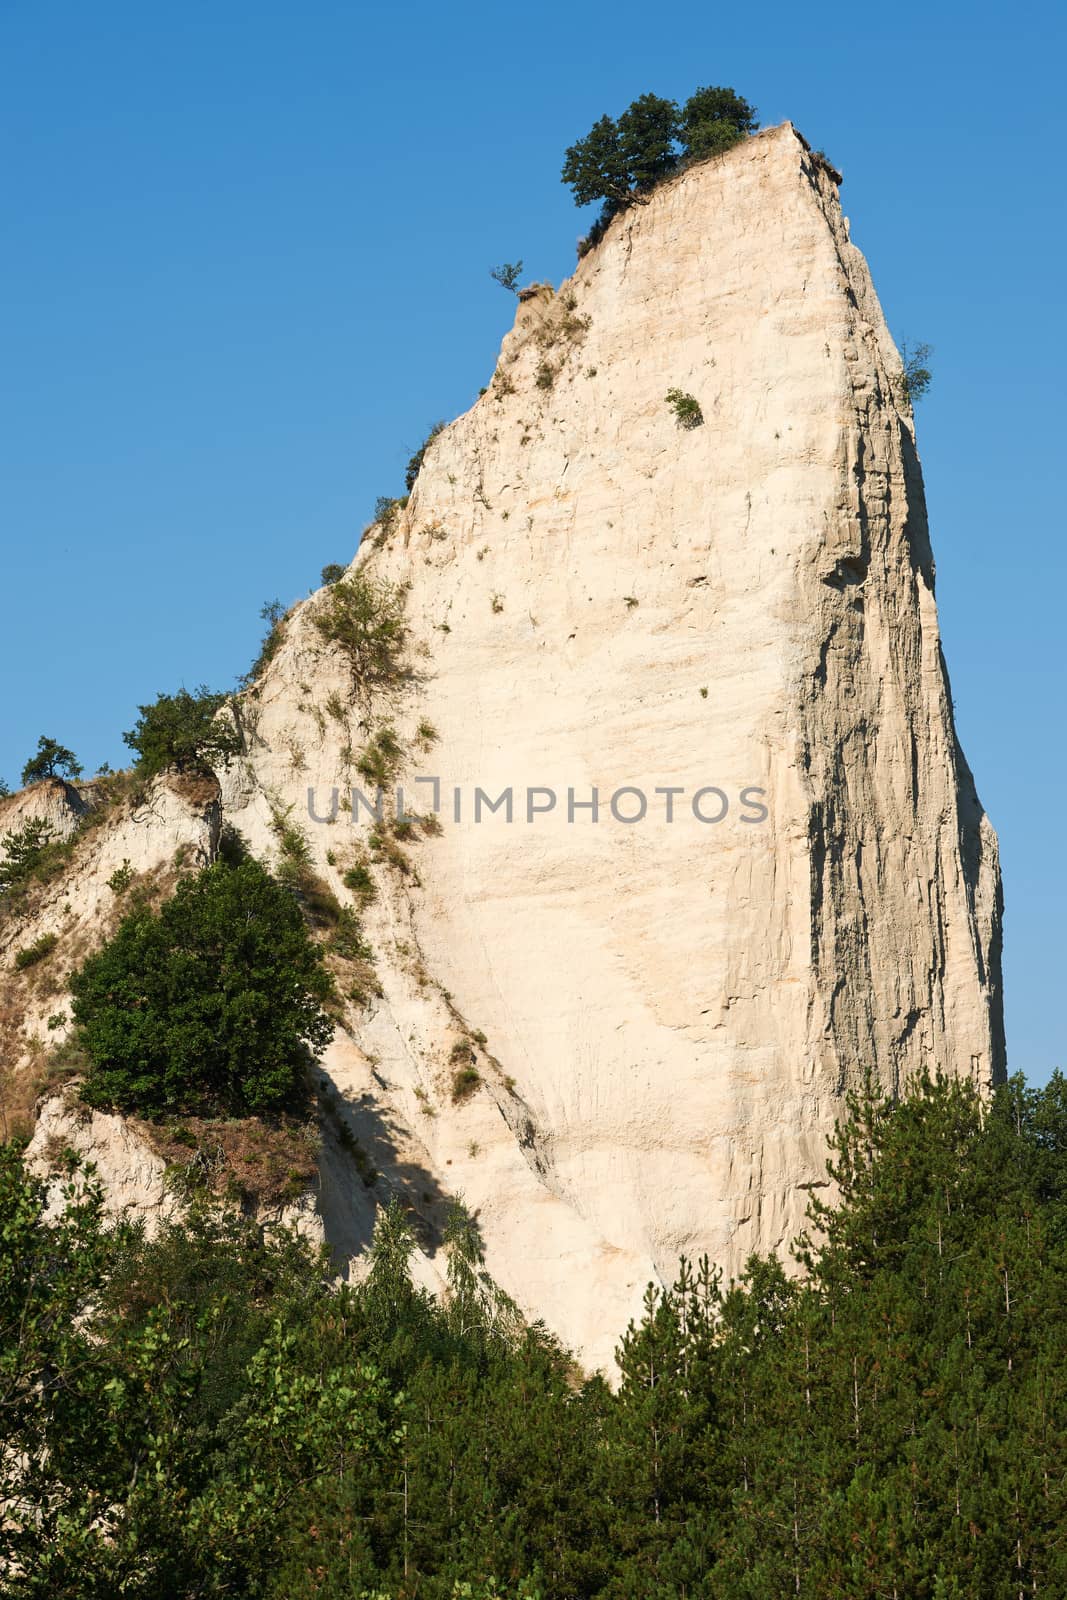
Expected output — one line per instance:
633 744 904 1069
899 340 933 406
328 905 372 962
320 563 346 586
312 572 409 687
405 422 446 493
665 387 704 428
14 931 58 970
0 820 55 897
21 736 82 787
451 1064 481 1104
123 687 242 778
106 860 135 895
72 857 334 1117
370 495 408 540
342 861 377 907
242 599 288 687
356 725 404 788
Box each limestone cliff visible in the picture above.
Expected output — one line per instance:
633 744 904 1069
1 123 1003 1373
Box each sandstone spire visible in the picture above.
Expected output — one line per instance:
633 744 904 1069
10 123 1003 1373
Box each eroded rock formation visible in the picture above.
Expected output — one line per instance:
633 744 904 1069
1 124 1003 1372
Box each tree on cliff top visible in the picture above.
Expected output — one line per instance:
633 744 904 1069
562 85 758 243
20 736 82 787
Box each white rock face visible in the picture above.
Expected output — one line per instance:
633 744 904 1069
0 774 221 1081
0 777 93 862
3 125 1002 1374
215 124 1003 1371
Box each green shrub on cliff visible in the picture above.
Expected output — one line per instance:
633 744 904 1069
72 856 333 1117
312 571 409 687
20 736 82 787
122 686 242 778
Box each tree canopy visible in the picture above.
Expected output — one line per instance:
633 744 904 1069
72 856 334 1116
122 685 242 778
562 85 758 242
20 735 82 786
3 1070 1066 1596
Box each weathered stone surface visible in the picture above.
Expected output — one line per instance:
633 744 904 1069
3 124 1002 1374
0 775 221 1084
217 123 1003 1369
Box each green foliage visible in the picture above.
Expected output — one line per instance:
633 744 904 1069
665 386 704 428
356 724 404 788
243 599 288 686
450 1066 480 1104
443 1199 521 1342
13 931 58 970
0 778 11 798
72 857 333 1117
371 494 408 539
562 85 758 244
406 421 447 493
328 904 372 961
20 735 82 787
679 84 758 159
490 261 524 293
122 686 242 777
450 1042 481 1102
900 339 933 405
561 112 630 209
617 92 679 190
312 572 409 687
269 814 374 973
106 859 135 894
0 819 55 897
5 1072 1067 1597
342 860 378 908
320 563 347 586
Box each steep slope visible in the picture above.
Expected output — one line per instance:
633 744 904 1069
215 123 1004 1367
1 123 1003 1372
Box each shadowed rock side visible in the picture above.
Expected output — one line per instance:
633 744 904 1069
4 124 1003 1374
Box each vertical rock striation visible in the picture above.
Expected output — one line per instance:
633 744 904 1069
4 124 1000 1373
221 123 1002 1367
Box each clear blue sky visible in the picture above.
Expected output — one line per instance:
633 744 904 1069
2 2 1063 1083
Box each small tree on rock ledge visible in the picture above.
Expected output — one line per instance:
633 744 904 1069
122 687 242 778
20 736 82 787
562 84 758 248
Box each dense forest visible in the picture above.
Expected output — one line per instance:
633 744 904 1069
2 1070 1064 1598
